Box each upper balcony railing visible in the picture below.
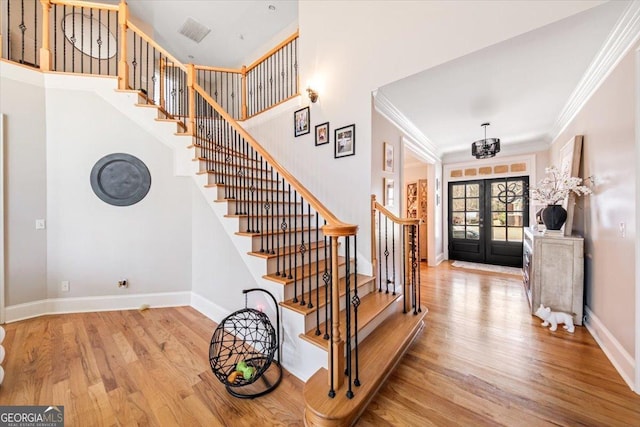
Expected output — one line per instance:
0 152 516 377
0 0 298 121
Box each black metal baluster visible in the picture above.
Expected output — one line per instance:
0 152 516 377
6 0 11 61
323 222 330 340
19 0 25 64
63 5 67 71
89 9 93 74
299 197 306 307
71 5 75 72
307 203 313 309
107 10 111 75
34 0 37 67
384 216 390 294
345 236 353 399
294 38 298 94
402 225 407 314
53 5 57 70
282 182 290 281
97 10 101 75
417 225 422 313
392 220 396 295
315 212 321 335
275 171 281 276
252 149 259 234
145 38 149 99
270 167 276 255
352 236 360 387
262 158 269 254
378 211 382 292
132 32 137 89
287 185 293 281
80 7 84 73
411 224 418 315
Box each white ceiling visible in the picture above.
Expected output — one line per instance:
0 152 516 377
378 1 629 159
116 1 629 161
124 0 298 68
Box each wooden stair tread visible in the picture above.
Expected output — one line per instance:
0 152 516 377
235 226 319 238
300 291 400 350
263 256 346 285
303 305 427 426
225 212 313 220
280 274 375 316
248 239 328 259
218 198 302 205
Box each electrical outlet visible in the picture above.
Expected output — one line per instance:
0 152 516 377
61 281 70 292
35 219 46 230
118 280 128 288
619 222 626 238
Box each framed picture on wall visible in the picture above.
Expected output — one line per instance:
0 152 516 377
315 122 329 146
294 107 310 137
384 142 394 172
384 178 395 207
334 124 356 158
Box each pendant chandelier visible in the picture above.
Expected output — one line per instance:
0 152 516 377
472 122 500 159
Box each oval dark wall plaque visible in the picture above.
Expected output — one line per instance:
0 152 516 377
90 153 151 206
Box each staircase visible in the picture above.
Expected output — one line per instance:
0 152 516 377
2 1 427 425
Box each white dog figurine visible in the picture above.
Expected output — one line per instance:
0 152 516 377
534 304 575 333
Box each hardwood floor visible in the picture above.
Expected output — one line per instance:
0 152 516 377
1 262 639 426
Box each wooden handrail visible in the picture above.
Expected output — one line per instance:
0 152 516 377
193 64 243 74
193 82 354 233
126 21 187 73
372 197 420 226
246 30 299 73
51 0 119 11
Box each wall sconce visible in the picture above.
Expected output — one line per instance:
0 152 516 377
307 87 319 103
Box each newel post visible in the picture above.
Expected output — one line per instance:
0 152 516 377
117 0 129 90
241 65 248 120
39 0 52 71
187 63 196 134
322 223 358 393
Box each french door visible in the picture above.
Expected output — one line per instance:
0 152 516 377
448 177 529 267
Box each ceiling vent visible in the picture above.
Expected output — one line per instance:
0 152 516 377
178 17 211 43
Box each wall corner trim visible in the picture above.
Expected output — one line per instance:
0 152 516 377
550 1 640 143
584 306 637 393
373 90 441 163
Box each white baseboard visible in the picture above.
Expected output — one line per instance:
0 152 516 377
5 291 191 323
190 292 231 324
584 306 636 392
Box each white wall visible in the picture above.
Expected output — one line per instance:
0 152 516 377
0 64 48 306
191 180 259 317
44 88 193 298
550 43 637 388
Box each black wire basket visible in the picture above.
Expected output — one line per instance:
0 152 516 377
209 289 282 398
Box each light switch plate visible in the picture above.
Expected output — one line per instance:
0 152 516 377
35 219 46 230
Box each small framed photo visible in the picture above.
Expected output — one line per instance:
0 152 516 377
334 124 356 158
315 122 330 146
294 107 310 137
384 178 395 207
384 142 394 172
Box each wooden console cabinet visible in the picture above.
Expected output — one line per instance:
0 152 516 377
523 227 584 325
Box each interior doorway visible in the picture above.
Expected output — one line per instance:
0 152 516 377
448 176 529 267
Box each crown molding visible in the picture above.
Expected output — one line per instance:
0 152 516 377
373 90 441 163
550 0 640 142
